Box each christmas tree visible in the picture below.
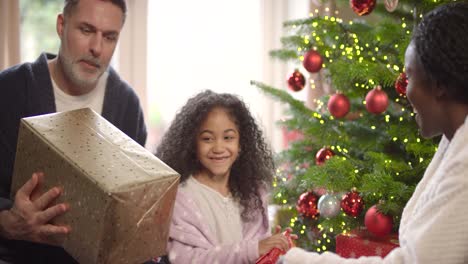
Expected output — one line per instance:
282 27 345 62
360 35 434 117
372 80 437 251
251 0 458 253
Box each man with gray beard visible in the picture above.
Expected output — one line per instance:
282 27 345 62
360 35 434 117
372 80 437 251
0 0 147 262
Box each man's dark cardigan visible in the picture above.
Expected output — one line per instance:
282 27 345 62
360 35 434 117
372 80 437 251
0 53 147 263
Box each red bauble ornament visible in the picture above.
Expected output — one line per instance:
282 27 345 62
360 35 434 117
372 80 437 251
365 86 389 114
315 147 334 166
395 72 408 96
328 93 351 118
350 0 377 16
287 69 306 92
341 190 364 217
303 50 323 73
296 191 320 219
364 205 393 237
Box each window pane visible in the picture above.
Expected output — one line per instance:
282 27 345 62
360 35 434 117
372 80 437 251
20 0 62 62
146 0 264 151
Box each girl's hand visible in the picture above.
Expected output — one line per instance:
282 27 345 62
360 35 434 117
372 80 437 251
258 225 296 256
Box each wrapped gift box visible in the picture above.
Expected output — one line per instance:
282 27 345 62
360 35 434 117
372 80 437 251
11 108 180 264
336 228 399 258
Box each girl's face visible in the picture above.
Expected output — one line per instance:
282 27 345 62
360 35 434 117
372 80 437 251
405 42 445 139
196 107 240 179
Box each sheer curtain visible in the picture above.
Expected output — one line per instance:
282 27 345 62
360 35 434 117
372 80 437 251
146 0 264 149
117 0 148 118
0 0 20 70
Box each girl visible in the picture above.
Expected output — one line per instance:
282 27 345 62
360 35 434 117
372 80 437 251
284 2 468 263
156 90 292 263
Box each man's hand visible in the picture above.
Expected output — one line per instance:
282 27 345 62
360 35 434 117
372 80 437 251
0 172 70 245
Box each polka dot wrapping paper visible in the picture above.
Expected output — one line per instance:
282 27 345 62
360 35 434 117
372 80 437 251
336 228 399 259
11 108 180 264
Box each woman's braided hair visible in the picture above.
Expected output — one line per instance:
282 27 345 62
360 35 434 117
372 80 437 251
412 1 468 103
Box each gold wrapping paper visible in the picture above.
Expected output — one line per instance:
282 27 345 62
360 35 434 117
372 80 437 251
11 108 180 264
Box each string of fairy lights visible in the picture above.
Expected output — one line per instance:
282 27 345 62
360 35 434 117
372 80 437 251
267 2 439 253
292 8 433 167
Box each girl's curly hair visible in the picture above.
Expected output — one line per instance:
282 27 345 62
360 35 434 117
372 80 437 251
155 90 274 221
412 1 468 104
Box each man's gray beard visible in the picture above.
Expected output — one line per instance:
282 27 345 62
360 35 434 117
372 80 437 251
59 54 104 91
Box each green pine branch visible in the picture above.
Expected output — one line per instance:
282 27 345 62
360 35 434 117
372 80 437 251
250 0 455 252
